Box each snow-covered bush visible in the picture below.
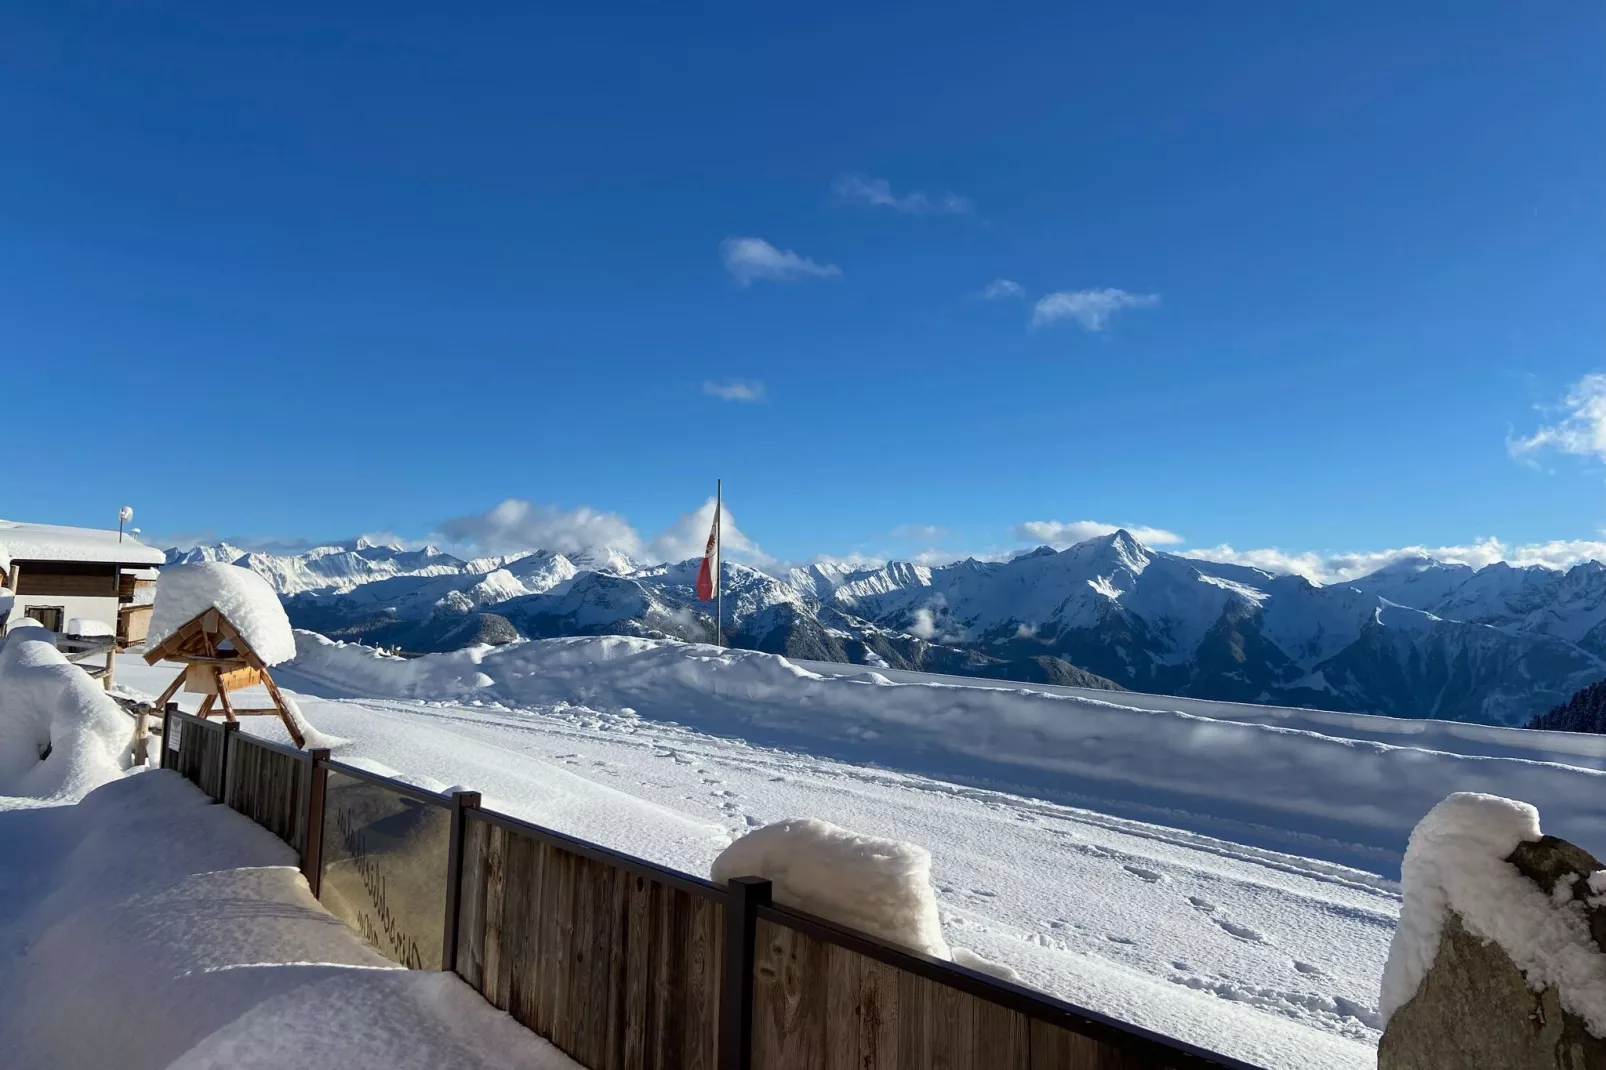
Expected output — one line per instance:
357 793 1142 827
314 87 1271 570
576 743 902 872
1380 792 1606 1034
712 816 951 959
148 562 295 665
0 623 131 802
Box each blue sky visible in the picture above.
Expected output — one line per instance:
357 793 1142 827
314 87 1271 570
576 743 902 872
4 3 1604 576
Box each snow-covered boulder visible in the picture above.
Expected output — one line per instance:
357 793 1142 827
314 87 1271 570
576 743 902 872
1379 792 1606 1068
147 562 295 665
0 623 131 802
712 817 951 960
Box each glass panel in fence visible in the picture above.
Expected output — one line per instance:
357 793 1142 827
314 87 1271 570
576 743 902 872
318 769 450 969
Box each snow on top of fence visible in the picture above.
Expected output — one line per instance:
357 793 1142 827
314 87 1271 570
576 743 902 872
713 816 952 959
1380 792 1606 1036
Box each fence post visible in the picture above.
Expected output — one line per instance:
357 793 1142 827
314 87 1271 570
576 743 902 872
159 702 177 771
719 876 772 1070
217 721 239 804
301 749 331 898
441 790 482 974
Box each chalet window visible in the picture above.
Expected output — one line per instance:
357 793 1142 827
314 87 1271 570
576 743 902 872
25 606 64 632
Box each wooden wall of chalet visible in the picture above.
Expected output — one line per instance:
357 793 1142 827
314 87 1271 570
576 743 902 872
455 812 724 1070
13 562 118 597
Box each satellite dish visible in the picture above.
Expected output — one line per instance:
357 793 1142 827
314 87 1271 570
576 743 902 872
118 506 134 523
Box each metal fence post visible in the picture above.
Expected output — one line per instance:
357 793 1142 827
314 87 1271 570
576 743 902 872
441 790 482 974
301 749 331 898
217 721 239 804
719 876 772 1070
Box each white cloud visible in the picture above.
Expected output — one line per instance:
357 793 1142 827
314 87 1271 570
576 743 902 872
976 278 1024 301
703 380 766 403
1181 537 1606 585
721 237 841 286
832 174 971 216
646 497 772 566
1015 520 1184 548
1509 373 1606 466
435 499 644 559
1031 288 1159 331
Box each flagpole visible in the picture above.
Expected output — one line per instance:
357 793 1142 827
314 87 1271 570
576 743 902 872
715 478 723 649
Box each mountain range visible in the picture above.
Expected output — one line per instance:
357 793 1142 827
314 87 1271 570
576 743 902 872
163 532 1606 727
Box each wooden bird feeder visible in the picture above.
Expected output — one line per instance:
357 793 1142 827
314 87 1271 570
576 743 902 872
140 606 306 749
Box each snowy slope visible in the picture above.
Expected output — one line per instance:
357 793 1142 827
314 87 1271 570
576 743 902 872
115 630 1606 1067
117 653 1384 1069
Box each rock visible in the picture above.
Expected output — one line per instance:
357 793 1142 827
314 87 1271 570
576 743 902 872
1380 836 1606 1070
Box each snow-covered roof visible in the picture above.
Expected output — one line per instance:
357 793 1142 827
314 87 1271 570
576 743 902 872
147 562 296 666
0 519 166 574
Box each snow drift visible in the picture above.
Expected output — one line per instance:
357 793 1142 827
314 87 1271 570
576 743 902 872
1379 792 1606 1034
281 632 1606 872
148 562 296 665
713 817 950 959
0 623 130 803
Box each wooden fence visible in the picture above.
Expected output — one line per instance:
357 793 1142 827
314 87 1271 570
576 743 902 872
223 733 309 853
166 725 1267 1070
160 706 233 802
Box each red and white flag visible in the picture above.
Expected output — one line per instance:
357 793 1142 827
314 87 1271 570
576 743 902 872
695 499 721 601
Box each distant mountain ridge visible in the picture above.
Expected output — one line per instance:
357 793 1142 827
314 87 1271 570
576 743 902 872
164 531 1606 726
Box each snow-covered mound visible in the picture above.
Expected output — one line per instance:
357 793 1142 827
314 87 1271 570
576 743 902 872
713 817 950 959
0 624 130 803
1379 793 1606 1033
282 632 1606 871
148 562 296 665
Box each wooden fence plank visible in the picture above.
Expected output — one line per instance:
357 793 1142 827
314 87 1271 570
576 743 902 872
456 816 489 991
623 873 652 1069
825 940 862 1070
483 823 508 1010
688 893 721 1070
1030 1018 1151 1069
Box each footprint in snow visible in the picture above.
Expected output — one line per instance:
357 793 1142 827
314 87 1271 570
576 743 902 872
1292 961 1323 976
1214 918 1267 943
743 815 763 827
1187 896 1217 913
1122 865 1167 883
1105 934 1138 946
1172 960 1193 972
969 889 998 899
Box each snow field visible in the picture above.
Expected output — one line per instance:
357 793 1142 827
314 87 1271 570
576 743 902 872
285 632 1606 871
0 769 577 1070
108 632 1606 1069
118 654 1389 1069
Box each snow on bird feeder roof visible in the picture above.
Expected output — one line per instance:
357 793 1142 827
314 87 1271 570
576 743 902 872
146 562 296 667
0 519 166 574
